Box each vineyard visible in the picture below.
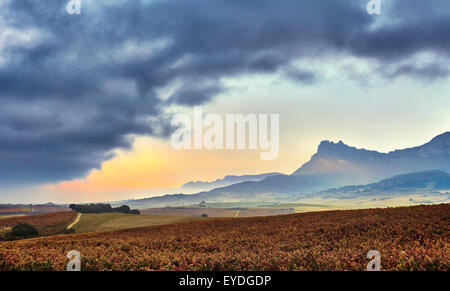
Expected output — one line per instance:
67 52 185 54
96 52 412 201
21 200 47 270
0 204 448 271
0 212 77 238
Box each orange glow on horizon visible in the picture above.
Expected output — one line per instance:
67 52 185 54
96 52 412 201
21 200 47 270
47 136 298 201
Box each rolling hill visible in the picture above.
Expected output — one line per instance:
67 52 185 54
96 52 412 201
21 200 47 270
321 170 450 196
72 213 207 233
0 204 448 271
0 212 77 239
181 172 281 191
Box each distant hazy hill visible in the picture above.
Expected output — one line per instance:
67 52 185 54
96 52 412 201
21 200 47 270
181 172 281 191
206 172 347 196
322 170 450 195
121 169 450 209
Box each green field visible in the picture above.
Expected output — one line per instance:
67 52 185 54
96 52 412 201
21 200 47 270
72 213 206 233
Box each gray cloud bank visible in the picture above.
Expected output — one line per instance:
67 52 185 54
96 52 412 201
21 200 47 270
0 0 448 183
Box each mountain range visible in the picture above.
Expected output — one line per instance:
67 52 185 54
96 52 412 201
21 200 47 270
293 131 450 181
181 172 281 191
200 131 450 196
117 132 450 208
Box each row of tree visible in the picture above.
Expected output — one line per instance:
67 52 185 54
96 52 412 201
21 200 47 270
69 203 140 214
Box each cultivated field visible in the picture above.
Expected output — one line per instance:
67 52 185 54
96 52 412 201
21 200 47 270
0 206 31 215
0 205 70 217
0 212 77 238
72 213 207 233
141 206 294 217
0 204 448 271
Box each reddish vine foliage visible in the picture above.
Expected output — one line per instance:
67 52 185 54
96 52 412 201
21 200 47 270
0 212 77 237
0 204 448 271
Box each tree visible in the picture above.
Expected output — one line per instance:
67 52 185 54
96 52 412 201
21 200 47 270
115 205 131 214
69 203 140 215
6 222 39 240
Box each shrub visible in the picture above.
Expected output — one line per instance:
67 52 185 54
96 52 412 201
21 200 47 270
63 228 76 234
115 205 131 214
6 222 39 240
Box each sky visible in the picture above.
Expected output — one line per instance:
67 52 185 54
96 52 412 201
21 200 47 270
0 0 449 203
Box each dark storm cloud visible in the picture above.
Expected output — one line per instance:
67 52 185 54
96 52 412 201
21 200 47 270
168 84 225 106
283 67 317 85
0 0 449 183
381 63 450 81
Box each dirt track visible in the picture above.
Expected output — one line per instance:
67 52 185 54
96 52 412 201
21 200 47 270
66 213 82 229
